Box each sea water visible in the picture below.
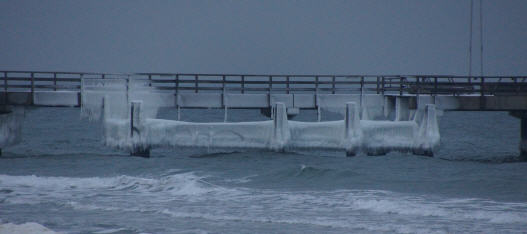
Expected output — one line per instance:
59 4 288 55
0 107 526 233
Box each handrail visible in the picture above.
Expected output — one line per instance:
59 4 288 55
1 71 527 98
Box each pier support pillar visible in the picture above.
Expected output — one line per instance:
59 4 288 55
272 102 289 152
130 101 150 158
345 102 360 157
509 111 527 161
412 104 439 157
521 116 527 161
0 107 23 154
395 97 409 121
383 96 395 119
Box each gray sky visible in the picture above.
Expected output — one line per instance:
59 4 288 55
1 0 526 75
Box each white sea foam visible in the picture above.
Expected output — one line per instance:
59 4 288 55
2 173 525 233
93 228 130 234
0 173 237 203
0 222 59 234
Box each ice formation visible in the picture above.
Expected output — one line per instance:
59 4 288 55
81 79 440 156
0 107 23 148
99 99 439 155
316 94 384 120
81 78 168 121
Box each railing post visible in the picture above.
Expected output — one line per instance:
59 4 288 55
269 75 273 108
360 76 364 95
3 72 7 92
376 76 379 94
222 75 226 109
125 74 130 103
3 72 7 105
148 74 152 87
53 73 57 91
30 72 35 104
434 77 438 95
222 75 226 91
381 76 385 95
30 72 34 93
194 74 198 93
399 76 403 96
480 77 485 96
514 77 518 95
175 74 179 94
268 75 272 93
286 76 290 94
315 76 319 94
241 75 245 94
416 76 420 97
332 76 336 94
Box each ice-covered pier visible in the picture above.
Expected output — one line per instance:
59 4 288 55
1 71 527 159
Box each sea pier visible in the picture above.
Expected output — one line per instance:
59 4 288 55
0 71 526 159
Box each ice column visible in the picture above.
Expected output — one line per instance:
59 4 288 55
413 104 440 156
345 102 361 156
130 101 150 157
0 107 23 155
271 102 290 152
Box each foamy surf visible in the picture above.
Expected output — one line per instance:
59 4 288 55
4 172 524 233
0 222 59 234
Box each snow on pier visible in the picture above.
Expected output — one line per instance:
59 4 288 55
81 79 440 156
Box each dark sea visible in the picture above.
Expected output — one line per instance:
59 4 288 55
0 107 526 233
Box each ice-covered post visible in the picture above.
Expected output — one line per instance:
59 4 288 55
520 114 527 161
509 111 527 161
395 96 409 121
130 101 150 157
0 107 23 156
345 102 360 156
272 102 289 152
413 104 439 157
103 96 110 121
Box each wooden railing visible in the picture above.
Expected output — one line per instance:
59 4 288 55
2 71 527 96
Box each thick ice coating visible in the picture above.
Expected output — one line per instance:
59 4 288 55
80 78 440 155
0 107 23 148
90 88 439 155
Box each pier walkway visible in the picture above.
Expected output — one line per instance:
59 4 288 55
1 71 526 110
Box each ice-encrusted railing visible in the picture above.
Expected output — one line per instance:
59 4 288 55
81 79 440 156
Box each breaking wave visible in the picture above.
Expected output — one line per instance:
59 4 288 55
0 222 59 234
2 172 526 233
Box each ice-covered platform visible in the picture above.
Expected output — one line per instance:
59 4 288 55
78 79 440 157
1 71 527 159
102 101 439 157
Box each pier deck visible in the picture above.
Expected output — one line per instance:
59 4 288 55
1 71 527 111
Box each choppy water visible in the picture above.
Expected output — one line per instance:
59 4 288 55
0 107 526 233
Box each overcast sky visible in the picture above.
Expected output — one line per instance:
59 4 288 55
1 0 526 75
